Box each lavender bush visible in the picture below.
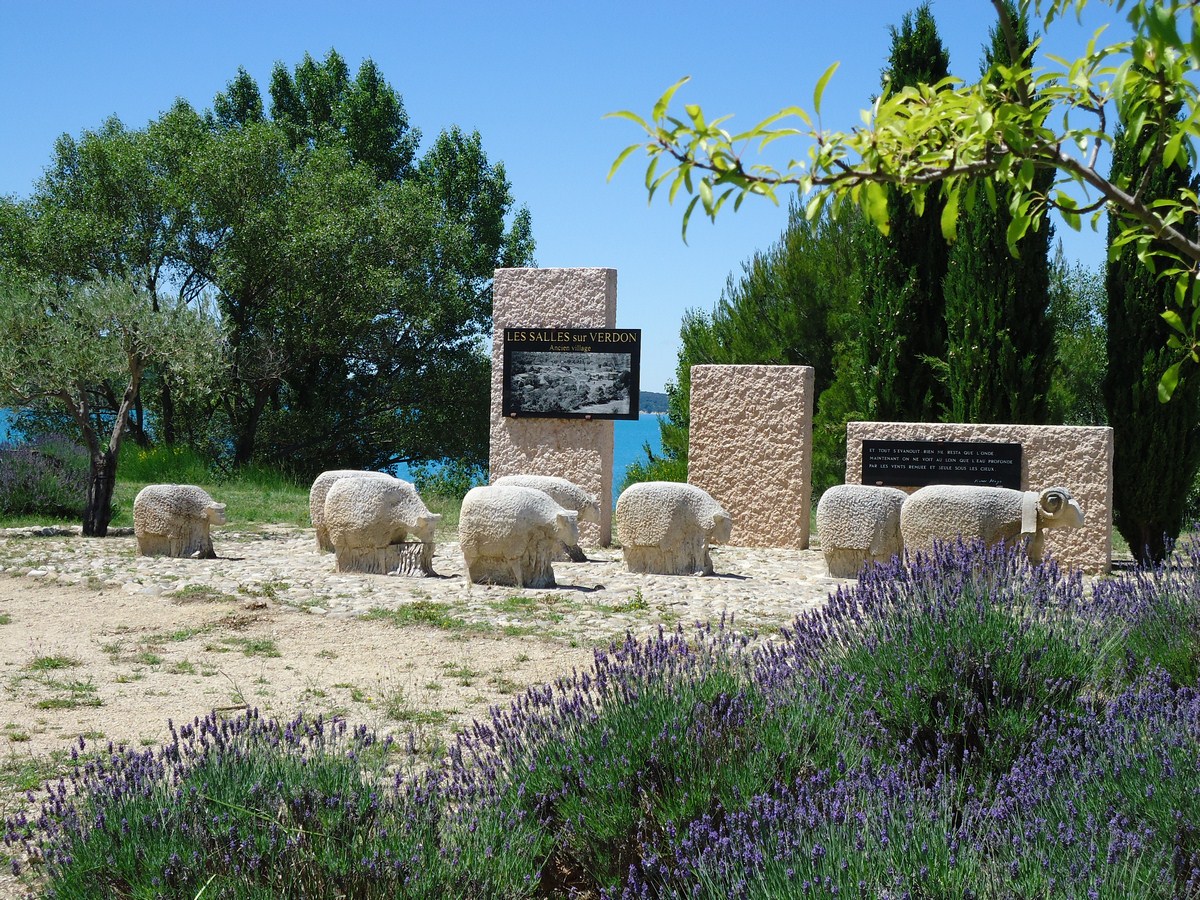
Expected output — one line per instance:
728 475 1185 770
7 540 1200 898
0 436 90 519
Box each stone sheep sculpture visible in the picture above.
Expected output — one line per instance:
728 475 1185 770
323 475 441 576
133 484 227 559
309 469 395 552
899 485 1085 562
458 485 579 588
615 482 732 576
816 485 909 577
491 474 600 561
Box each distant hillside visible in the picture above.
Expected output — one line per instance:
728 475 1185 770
639 391 669 414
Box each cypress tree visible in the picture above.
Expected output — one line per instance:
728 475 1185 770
856 3 951 421
942 1 1054 424
1104 120 1200 563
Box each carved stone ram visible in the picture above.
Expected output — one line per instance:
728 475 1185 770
900 485 1085 562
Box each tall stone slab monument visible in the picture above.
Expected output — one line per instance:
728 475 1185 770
689 364 815 549
489 268 616 546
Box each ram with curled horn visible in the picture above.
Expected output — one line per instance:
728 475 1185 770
899 485 1085 563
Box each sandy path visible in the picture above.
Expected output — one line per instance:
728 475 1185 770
0 574 593 897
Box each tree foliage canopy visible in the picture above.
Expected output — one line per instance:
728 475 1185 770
1104 116 1200 561
0 278 219 534
2 49 534 474
610 0 1200 397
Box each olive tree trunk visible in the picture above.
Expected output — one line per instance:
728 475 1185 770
82 447 118 537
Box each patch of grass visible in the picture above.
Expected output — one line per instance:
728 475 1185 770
26 654 79 672
144 626 209 644
441 664 479 686
0 613 11 625
423 493 464 539
0 750 71 793
377 683 452 726
489 675 522 694
133 651 162 666
171 585 238 603
490 594 540 613
364 601 476 632
316 649 338 660
205 637 281 658
36 678 103 710
613 588 649 613
489 593 566 624
241 580 290 600
501 624 539 637
332 683 373 705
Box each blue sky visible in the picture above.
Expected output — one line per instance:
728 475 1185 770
0 1 1123 391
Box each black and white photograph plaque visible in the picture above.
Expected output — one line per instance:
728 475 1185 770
502 328 641 420
861 439 1023 489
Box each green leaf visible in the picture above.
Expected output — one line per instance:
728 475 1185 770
863 180 889 233
681 194 701 243
644 155 659 192
812 63 840 117
1163 129 1185 169
653 77 690 122
939 186 959 242
804 192 825 221
604 110 648 128
607 144 641 182
1006 210 1029 257
1159 361 1183 402
1162 309 1187 335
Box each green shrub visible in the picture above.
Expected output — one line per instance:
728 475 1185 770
408 459 485 500
0 436 90 518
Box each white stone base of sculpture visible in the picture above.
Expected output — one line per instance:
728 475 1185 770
822 547 892 579
622 538 713 576
136 524 216 560
333 541 434 576
465 539 558 588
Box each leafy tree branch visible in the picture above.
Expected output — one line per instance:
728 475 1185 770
609 0 1200 396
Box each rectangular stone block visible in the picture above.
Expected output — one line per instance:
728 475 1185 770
688 364 815 549
846 422 1114 574
489 268 616 546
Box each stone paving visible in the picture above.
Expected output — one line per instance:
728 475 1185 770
0 525 850 645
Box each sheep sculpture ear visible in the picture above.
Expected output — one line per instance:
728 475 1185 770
1040 489 1066 515
1021 491 1040 534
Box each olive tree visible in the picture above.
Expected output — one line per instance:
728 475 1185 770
0 279 219 535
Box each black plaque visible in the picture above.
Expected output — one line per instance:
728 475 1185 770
502 328 641 421
861 439 1022 489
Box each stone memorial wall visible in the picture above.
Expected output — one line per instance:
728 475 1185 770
489 268 616 546
846 422 1114 573
689 364 815 549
